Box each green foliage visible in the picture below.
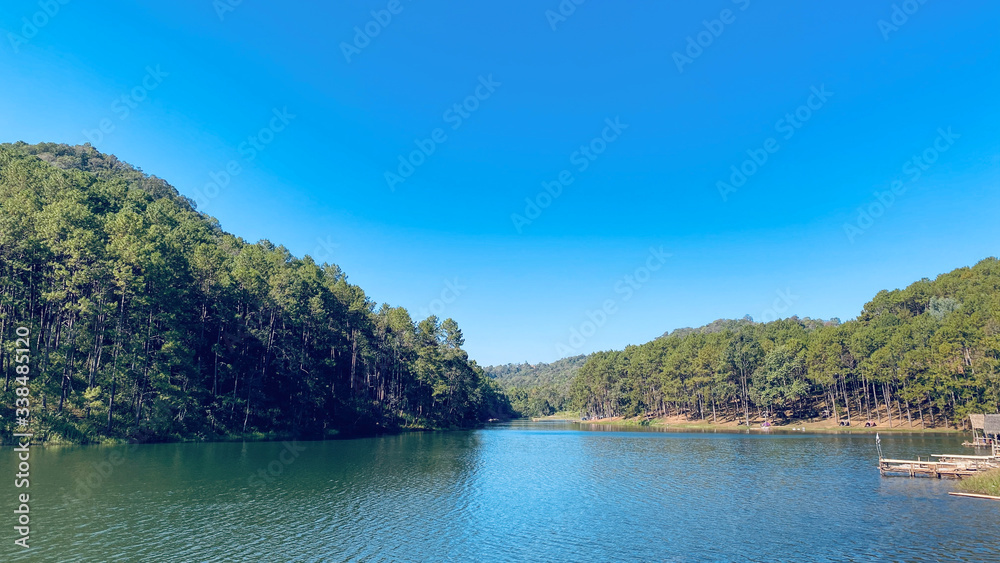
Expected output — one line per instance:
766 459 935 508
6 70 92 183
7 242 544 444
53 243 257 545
485 355 588 388
751 344 808 415
503 384 569 417
485 355 587 417
0 142 511 443
956 468 1000 496
570 262 1000 426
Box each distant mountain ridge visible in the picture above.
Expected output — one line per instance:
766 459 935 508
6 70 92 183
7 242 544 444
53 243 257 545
485 355 588 390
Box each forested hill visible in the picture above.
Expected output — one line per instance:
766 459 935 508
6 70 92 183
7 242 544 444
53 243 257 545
485 355 588 388
485 355 587 416
0 142 511 443
570 259 1000 427
491 319 838 418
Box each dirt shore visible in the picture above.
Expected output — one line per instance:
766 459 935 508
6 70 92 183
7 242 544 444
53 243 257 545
533 413 964 434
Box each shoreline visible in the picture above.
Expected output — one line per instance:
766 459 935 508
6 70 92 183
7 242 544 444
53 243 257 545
2 418 520 447
531 413 966 435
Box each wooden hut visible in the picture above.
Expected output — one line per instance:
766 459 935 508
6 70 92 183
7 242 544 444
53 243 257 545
986 415 1000 456
985 414 1000 440
964 414 997 448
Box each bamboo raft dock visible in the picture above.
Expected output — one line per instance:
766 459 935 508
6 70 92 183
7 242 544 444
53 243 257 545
876 417 1000 479
879 454 1000 479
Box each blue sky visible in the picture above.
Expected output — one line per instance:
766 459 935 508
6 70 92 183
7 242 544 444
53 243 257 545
2 0 998 365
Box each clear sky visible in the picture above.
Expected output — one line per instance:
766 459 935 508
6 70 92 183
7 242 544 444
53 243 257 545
2 0 998 365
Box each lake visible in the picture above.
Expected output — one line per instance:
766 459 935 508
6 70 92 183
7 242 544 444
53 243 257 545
3 421 998 562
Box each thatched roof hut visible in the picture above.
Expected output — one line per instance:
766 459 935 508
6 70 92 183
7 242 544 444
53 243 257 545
970 414 985 430
984 414 1000 437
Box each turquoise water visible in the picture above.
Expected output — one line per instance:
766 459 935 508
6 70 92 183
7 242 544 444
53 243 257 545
3 421 998 561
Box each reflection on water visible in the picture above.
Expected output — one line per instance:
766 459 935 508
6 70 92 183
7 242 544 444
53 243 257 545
2 422 997 561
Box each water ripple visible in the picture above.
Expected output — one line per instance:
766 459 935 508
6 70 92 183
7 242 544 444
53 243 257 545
3 426 998 561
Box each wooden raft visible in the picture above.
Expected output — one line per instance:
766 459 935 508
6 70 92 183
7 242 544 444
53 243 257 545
879 454 1000 479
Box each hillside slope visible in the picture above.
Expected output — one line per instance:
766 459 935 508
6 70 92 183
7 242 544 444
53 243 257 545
0 142 510 443
485 355 588 389
485 355 588 417
570 260 1000 426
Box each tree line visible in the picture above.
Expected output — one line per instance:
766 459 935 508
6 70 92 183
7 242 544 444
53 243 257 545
485 355 586 417
0 142 510 443
570 260 1000 427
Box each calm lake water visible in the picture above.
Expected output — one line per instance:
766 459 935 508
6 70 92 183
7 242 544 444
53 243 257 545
3 421 999 562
